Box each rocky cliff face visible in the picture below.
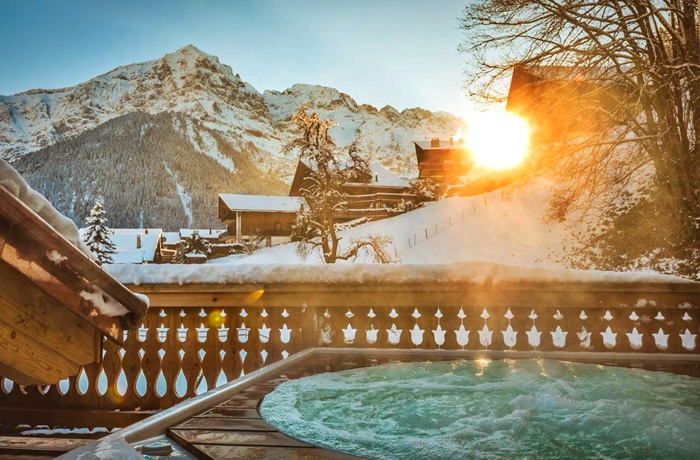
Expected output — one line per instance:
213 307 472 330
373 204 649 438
1 45 463 227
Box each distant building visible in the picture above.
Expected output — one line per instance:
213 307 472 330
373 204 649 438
161 228 227 262
289 160 415 221
506 65 621 144
217 194 304 246
414 138 473 185
108 228 163 264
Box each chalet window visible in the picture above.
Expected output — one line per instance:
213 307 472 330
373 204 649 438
444 159 454 164
274 222 282 231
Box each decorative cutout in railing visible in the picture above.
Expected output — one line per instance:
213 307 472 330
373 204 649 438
0 292 698 414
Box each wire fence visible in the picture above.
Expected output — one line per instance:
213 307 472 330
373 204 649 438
400 195 490 254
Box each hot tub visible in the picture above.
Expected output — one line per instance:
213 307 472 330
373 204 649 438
260 355 700 459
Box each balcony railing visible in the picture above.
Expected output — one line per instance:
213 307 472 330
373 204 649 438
1 266 698 428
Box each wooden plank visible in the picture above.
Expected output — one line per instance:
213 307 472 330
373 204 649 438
0 239 126 344
193 444 360 459
0 261 98 366
0 317 80 385
0 436 91 456
196 408 261 419
217 399 259 409
168 429 310 448
0 187 148 330
176 417 276 432
0 408 155 429
127 284 700 309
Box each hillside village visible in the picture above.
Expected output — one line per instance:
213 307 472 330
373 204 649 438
93 135 483 265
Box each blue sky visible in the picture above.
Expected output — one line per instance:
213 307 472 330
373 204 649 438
0 0 472 115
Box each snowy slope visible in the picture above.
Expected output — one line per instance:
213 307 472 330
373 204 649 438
210 182 572 267
1 45 463 182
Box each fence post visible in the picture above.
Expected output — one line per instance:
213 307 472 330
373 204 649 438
425 228 428 239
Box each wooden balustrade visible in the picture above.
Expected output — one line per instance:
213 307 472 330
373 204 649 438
0 279 699 427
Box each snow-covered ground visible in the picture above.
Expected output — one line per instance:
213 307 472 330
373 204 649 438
210 182 570 267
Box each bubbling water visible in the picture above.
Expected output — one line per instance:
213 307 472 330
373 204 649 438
259 359 700 460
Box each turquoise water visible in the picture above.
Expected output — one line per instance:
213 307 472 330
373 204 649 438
259 359 700 459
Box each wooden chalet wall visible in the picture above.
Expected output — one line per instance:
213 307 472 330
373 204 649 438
506 65 624 145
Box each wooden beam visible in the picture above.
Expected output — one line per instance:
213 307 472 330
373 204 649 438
125 281 700 309
0 317 81 385
0 262 99 366
0 187 148 326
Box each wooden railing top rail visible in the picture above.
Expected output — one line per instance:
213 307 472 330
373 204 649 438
123 284 700 310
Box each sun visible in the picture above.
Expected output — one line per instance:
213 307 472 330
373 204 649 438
466 111 530 170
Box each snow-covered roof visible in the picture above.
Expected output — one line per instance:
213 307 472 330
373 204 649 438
219 194 304 213
109 228 162 264
0 159 95 259
299 159 409 189
162 232 181 246
363 163 409 188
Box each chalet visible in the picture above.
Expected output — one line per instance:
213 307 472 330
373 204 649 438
289 160 415 221
108 228 163 264
414 137 473 185
0 161 147 385
161 228 226 251
506 65 622 144
161 228 227 262
218 194 304 246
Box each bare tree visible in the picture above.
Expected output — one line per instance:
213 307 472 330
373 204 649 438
460 1 700 247
285 110 397 264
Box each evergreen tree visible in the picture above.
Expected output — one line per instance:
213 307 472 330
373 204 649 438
83 202 117 265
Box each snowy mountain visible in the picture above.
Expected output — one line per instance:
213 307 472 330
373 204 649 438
1 45 463 181
10 111 287 230
0 45 463 228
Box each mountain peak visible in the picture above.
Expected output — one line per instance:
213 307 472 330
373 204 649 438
176 44 205 54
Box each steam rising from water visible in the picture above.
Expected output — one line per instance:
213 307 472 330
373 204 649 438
260 359 700 459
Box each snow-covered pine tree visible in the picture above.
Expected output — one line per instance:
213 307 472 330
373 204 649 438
83 202 117 265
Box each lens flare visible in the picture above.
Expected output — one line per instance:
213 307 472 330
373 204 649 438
245 289 265 304
467 111 530 169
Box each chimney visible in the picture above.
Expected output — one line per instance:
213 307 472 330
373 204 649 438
137 233 142 249
430 137 440 147
374 173 379 182
145 228 149 234
449 136 454 146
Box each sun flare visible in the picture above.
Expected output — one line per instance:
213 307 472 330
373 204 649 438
466 111 530 170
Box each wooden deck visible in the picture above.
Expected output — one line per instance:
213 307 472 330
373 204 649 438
161 351 700 459
163 355 380 459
